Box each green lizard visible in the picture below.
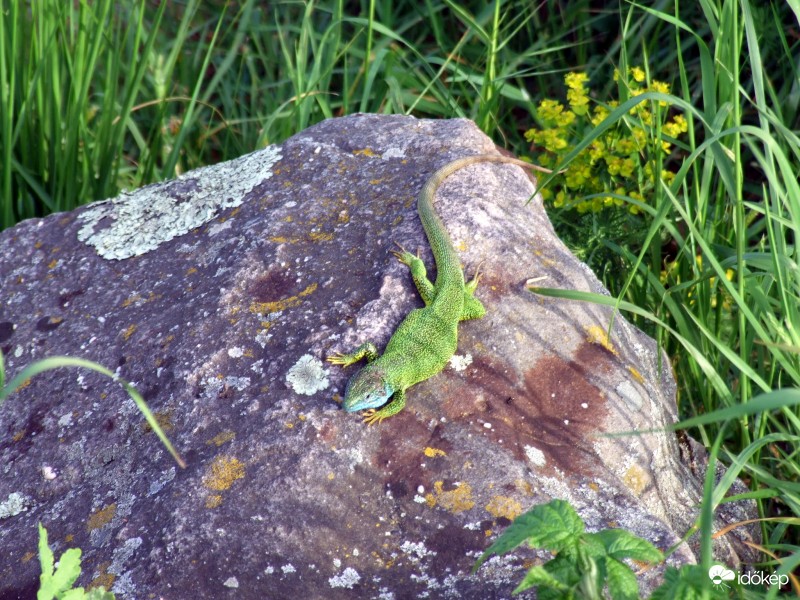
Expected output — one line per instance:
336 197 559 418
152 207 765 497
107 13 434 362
328 154 553 424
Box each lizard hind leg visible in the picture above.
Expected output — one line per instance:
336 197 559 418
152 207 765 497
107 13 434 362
461 260 486 320
392 243 435 305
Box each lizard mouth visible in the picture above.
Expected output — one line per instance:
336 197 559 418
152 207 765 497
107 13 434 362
343 370 393 412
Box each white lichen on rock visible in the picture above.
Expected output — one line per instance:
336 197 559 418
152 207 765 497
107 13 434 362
77 146 282 260
0 492 30 519
286 354 329 396
328 567 360 589
448 353 473 372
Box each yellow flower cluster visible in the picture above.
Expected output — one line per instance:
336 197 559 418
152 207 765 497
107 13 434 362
525 68 687 215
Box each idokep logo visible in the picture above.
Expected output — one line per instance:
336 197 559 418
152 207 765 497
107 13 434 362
708 565 735 588
708 564 790 589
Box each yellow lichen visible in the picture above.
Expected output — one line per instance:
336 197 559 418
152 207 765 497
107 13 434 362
627 366 644 384
309 231 334 242
623 464 649 495
21 551 35 563
48 259 59 269
485 496 524 520
203 456 245 491
122 324 137 341
205 495 223 509
88 562 115 591
206 431 235 447
423 447 447 458
87 503 117 531
585 325 617 354
249 282 318 314
425 481 475 513
142 410 173 433
352 148 379 157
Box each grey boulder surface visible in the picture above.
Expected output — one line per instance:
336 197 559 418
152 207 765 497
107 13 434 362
0 114 756 599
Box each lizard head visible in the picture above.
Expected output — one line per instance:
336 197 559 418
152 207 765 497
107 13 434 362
342 365 393 412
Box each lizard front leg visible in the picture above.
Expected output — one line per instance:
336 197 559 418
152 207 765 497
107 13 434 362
363 388 407 425
327 342 379 366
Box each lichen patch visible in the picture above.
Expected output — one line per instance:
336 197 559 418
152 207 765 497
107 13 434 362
77 146 282 260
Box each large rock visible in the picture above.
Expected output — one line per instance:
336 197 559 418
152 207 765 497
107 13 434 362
0 115 756 598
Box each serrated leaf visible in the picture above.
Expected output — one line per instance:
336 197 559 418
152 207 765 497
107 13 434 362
606 558 639 600
38 524 57 600
525 500 585 551
474 499 584 571
512 565 569 595
591 529 663 563
49 547 83 594
38 523 55 578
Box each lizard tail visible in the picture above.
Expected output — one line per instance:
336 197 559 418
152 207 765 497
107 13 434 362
417 154 551 290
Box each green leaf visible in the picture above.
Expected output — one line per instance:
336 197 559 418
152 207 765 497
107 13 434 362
590 529 663 563
512 565 569 595
37 524 56 600
49 548 83 595
605 559 639 600
473 500 584 571
62 589 88 600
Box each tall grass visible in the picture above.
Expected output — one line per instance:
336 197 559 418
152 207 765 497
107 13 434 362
1 0 799 591
533 0 800 590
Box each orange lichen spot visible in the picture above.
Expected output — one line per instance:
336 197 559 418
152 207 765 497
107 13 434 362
121 293 142 308
35 241 43 249
484 529 493 537
456 240 468 252
585 325 617 355
588 482 600 492
203 456 245 491
327 473 335 481
21 551 35 563
485 496 524 521
352 148 379 157
515 479 534 496
65 534 74 543
143 411 174 433
309 231 334 242
285 422 294 429
14 379 31 392
207 431 236 447
627 366 644 384
284 215 293 222
205 494 223 509
47 259 59 269
12 430 26 442
269 235 294 244
425 481 475 513
87 503 117 531
623 464 648 495
249 282 318 314
423 447 447 458
369 178 384 185
122 324 137 341
337 211 350 224
88 562 115 591
186 267 198 276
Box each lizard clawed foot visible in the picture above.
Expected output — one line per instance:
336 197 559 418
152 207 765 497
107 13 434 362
391 242 420 266
327 352 350 365
362 408 385 425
